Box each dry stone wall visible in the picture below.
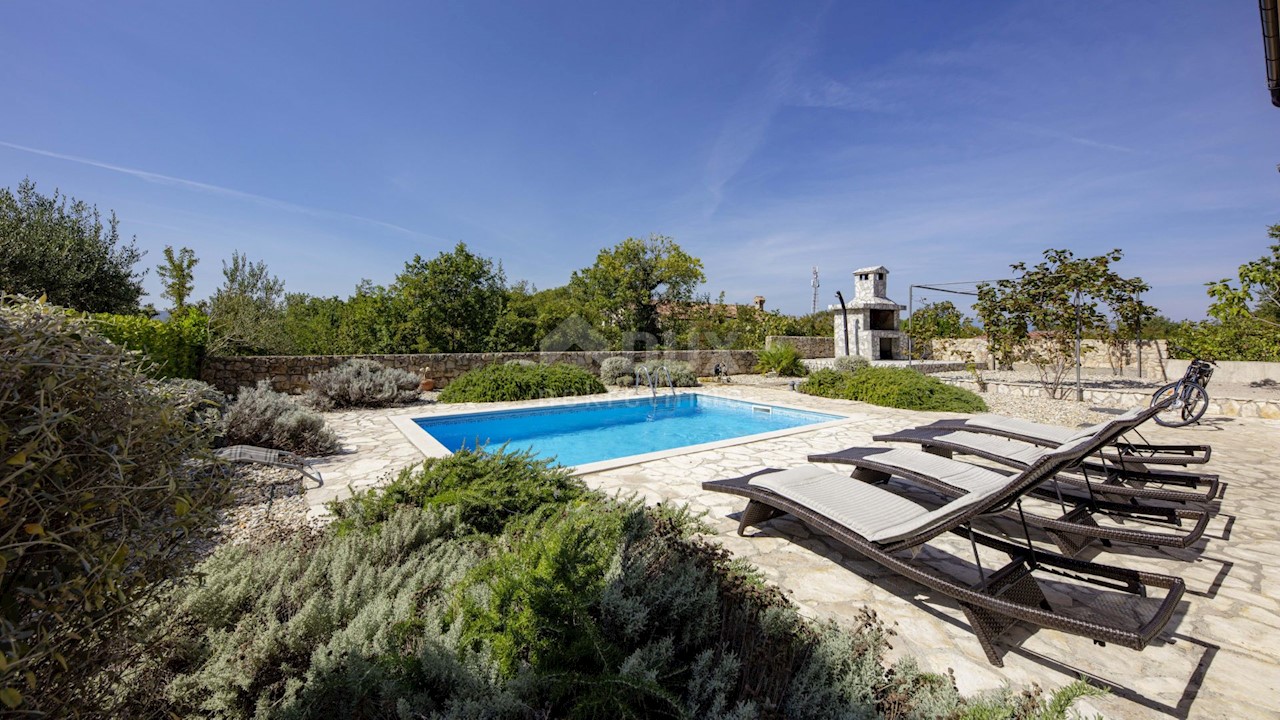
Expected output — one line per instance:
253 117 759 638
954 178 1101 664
928 338 1170 379
764 335 832 359
939 377 1280 419
201 350 760 395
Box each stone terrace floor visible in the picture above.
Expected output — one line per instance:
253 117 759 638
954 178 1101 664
308 384 1280 719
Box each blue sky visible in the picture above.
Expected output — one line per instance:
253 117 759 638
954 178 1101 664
2 1 1275 320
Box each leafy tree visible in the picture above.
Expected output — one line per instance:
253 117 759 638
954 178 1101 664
1206 224 1280 327
789 310 836 338
487 281 541 352
0 178 145 312
671 292 822 350
902 301 981 359
156 245 198 315
394 243 506 353
1139 314 1183 339
337 280 410 354
1164 226 1280 362
206 252 286 356
281 292 345 355
976 249 1155 396
569 235 705 350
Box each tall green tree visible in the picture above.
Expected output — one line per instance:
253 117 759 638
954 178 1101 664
902 300 982 359
156 245 199 315
0 178 145 312
281 292 346 355
1170 224 1280 362
394 242 506 353
207 252 286 355
569 235 705 349
1206 224 1280 327
976 249 1155 395
338 280 410 354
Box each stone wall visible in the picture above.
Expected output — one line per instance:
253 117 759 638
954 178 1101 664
928 338 1170 379
200 350 760 395
1163 359 1280 386
939 377 1280 419
764 335 832 359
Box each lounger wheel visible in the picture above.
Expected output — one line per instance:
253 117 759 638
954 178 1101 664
1151 381 1208 427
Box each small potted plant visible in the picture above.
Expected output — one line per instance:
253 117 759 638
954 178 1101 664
419 366 435 392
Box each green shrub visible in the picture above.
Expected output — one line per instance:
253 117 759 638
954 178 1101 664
221 381 341 455
329 448 583 536
439 362 606 403
660 359 700 387
833 355 870 373
94 309 208 378
1170 319 1280 362
113 434 1095 719
113 508 498 719
754 343 807 377
800 367 987 413
600 356 635 386
305 358 421 409
156 377 227 429
0 297 229 715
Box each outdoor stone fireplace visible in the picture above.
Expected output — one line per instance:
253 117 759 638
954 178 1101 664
832 265 906 361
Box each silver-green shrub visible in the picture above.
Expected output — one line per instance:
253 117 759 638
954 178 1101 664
833 355 870 373
0 297 229 715
115 508 504 718
658 360 699 387
221 381 340 455
599 356 634 386
305 358 421 409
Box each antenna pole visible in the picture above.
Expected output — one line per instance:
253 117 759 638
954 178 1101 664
811 266 820 314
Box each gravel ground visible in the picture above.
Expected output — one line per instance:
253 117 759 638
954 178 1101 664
206 464 321 551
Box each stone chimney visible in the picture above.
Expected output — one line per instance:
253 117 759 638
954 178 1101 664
832 265 905 361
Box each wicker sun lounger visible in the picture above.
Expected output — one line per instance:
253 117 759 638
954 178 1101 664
703 433 1185 666
806 446 1209 556
921 410 1211 465
864 425 1220 505
214 444 324 487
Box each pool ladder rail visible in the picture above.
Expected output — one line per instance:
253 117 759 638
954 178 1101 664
634 365 675 398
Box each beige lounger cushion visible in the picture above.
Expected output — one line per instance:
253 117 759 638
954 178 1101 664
748 450 1008 544
934 432 1054 465
965 406 1146 445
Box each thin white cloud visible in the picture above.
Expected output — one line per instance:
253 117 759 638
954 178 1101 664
0 139 437 239
992 120 1139 155
701 8 828 217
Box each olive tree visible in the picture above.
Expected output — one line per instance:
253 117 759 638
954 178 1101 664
0 297 228 714
0 178 145 313
206 252 286 356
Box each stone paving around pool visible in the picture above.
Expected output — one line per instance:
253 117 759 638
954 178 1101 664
308 384 1280 719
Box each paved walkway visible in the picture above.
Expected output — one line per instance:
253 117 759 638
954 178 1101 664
308 385 1280 719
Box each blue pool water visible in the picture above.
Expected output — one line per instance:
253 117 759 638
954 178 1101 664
413 394 842 467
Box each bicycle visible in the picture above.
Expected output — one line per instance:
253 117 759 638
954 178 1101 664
1150 346 1217 427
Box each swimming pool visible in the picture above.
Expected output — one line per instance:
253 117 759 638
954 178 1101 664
407 394 844 470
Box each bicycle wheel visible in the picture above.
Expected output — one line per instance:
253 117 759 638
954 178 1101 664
1152 381 1209 427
